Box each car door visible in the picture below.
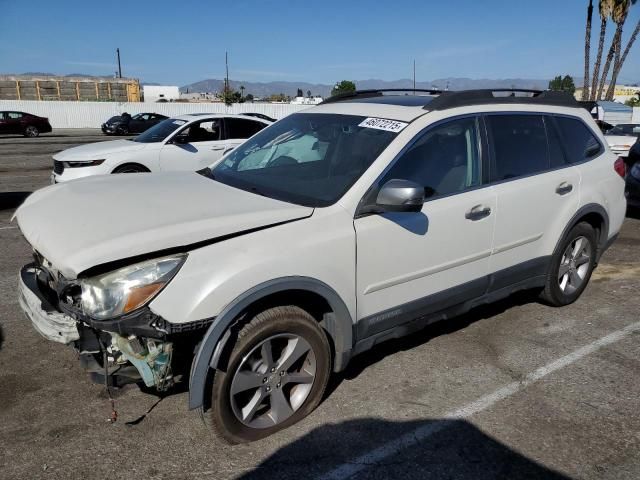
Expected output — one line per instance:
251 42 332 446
159 118 226 171
6 112 24 134
485 114 581 283
354 115 496 339
0 112 8 134
223 117 268 153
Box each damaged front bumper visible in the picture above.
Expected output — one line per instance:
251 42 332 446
18 264 79 344
18 263 207 390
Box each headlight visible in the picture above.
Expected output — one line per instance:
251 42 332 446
63 159 105 168
631 163 640 180
79 254 186 320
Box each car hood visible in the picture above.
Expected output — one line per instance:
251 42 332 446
53 140 147 161
15 173 313 278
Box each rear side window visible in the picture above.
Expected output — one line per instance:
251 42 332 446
486 114 549 181
554 116 602 163
225 118 266 139
545 117 567 168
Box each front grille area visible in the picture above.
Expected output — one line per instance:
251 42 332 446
53 160 64 174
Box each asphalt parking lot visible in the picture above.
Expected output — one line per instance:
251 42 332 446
0 131 639 480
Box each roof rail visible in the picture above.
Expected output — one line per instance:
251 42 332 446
424 89 580 110
319 88 442 105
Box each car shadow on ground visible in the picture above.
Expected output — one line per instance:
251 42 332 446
238 417 570 479
0 192 31 211
329 289 539 391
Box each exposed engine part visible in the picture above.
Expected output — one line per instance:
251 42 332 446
112 334 174 391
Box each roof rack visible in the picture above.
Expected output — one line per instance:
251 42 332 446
424 89 580 110
319 88 442 105
319 88 580 110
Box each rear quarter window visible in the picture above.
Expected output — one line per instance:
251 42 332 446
486 114 549 181
554 116 602 164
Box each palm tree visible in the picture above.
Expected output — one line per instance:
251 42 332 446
240 85 245 100
598 0 633 100
605 0 638 99
590 0 615 100
582 0 594 100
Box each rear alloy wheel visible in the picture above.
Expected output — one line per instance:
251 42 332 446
209 306 330 443
540 222 597 306
24 125 40 137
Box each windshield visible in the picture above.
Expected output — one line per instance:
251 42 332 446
210 113 400 207
133 118 186 143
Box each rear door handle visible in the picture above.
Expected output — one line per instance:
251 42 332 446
211 146 225 151
465 205 492 221
556 182 573 195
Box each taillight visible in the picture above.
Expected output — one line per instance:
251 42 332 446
614 157 626 178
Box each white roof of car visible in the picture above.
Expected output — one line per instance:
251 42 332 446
170 113 271 122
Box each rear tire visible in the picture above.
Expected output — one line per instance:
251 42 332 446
209 306 331 444
540 222 597 306
24 125 39 137
112 164 149 174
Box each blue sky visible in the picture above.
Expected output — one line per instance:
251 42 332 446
1 0 639 86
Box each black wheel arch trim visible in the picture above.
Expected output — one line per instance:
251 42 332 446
557 203 610 262
188 276 354 411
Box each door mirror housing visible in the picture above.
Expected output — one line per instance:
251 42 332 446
375 179 425 213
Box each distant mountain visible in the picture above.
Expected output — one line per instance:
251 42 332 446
181 77 550 97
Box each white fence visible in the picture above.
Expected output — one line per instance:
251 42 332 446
0 100 310 129
633 107 640 124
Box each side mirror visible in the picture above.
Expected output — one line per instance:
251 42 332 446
376 179 424 213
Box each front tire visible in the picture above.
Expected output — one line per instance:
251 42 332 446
209 306 331 443
540 222 597 306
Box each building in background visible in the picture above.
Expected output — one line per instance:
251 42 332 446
0 75 140 102
143 85 180 103
290 96 323 105
575 84 640 104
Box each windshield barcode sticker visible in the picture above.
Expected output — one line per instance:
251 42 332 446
359 117 408 133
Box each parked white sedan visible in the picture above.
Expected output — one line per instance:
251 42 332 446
604 123 640 157
52 114 272 183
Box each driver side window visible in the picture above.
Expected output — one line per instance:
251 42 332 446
380 116 482 199
180 119 221 143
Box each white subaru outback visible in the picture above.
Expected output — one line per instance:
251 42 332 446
15 89 626 443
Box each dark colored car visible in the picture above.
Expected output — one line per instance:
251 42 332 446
625 139 640 208
101 112 168 135
0 111 52 137
608 123 640 138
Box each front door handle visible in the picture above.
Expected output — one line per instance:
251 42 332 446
465 205 492 221
556 182 573 195
211 146 225 151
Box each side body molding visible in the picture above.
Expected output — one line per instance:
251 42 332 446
188 276 353 410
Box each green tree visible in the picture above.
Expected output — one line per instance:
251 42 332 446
331 80 356 96
245 93 254 102
548 75 576 94
624 96 640 106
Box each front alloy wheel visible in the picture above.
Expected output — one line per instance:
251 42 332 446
209 306 331 443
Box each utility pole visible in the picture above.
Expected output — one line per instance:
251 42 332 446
116 48 122 78
225 51 229 92
413 59 416 94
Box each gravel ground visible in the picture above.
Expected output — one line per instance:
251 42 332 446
0 131 639 480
